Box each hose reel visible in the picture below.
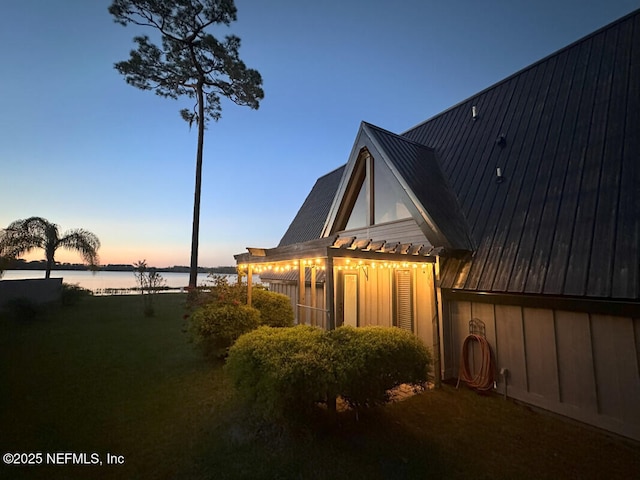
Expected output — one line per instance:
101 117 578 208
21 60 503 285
457 318 495 391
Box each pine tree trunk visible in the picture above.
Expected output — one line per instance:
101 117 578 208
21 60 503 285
189 84 206 289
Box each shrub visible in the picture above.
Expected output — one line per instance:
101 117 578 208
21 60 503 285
188 303 260 358
226 325 334 419
251 288 294 328
61 283 92 306
206 275 246 305
226 325 432 420
329 326 432 410
133 260 166 317
186 280 293 359
187 274 246 310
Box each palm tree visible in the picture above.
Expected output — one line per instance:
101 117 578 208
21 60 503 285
0 217 100 279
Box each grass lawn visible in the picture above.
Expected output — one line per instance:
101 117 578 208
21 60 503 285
0 294 638 479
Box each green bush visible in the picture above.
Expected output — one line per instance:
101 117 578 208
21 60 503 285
189 303 260 358
186 275 246 310
251 288 294 328
225 325 432 419
225 325 334 419
188 276 291 327
329 326 432 410
61 283 92 306
186 280 293 359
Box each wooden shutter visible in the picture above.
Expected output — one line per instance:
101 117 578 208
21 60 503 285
394 270 413 332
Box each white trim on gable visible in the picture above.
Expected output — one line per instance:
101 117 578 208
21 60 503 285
321 122 466 250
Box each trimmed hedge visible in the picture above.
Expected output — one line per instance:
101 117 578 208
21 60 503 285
329 326 432 409
251 288 294 328
225 326 333 418
225 325 432 419
187 277 295 358
189 303 260 358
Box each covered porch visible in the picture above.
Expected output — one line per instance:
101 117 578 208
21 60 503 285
235 236 443 376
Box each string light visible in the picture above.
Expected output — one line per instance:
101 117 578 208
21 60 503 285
241 257 432 273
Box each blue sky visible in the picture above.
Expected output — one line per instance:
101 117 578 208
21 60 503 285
1 0 637 268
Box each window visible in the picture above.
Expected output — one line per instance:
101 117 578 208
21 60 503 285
340 151 411 231
373 157 412 224
344 179 367 230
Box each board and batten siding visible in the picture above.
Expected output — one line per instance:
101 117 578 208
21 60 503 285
443 297 640 441
267 282 327 329
349 264 437 361
267 262 438 366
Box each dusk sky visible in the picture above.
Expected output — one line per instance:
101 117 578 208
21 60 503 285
1 1 637 268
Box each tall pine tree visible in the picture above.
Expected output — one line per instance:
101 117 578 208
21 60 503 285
110 0 264 288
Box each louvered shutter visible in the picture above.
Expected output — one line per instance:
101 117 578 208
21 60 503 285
394 270 413 332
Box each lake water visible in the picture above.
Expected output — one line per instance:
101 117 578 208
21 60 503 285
1 270 258 295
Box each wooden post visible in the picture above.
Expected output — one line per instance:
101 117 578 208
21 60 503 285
326 256 335 330
322 281 327 330
432 261 442 388
247 264 253 307
298 260 306 325
310 265 317 326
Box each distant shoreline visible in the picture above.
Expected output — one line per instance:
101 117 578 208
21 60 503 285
0 270 256 295
3 262 236 274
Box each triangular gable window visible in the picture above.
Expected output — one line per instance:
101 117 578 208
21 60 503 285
374 157 412 224
345 176 368 230
341 151 411 231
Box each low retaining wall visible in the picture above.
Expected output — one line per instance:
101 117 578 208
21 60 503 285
0 278 63 310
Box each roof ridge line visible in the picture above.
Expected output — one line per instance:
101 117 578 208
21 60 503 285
362 121 435 150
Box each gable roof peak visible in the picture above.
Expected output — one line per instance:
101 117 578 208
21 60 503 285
322 120 474 250
361 121 433 150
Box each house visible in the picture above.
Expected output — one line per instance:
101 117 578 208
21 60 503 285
235 9 640 441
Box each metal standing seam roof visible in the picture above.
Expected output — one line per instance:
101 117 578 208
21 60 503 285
253 9 640 300
277 165 345 247
401 8 640 299
361 122 474 251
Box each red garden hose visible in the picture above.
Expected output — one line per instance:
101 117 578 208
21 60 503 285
457 334 495 391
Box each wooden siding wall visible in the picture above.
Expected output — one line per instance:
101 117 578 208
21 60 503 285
267 264 438 359
444 298 640 441
267 282 327 329
339 218 430 246
357 265 437 358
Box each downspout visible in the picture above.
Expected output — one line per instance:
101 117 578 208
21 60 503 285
432 261 442 388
